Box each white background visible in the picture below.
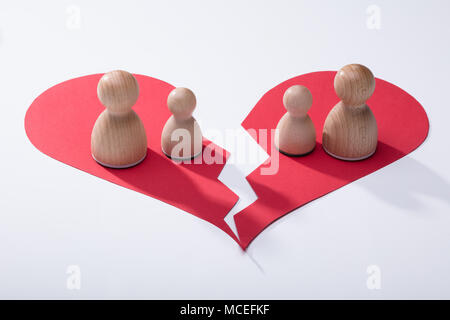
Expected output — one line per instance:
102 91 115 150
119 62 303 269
0 0 449 299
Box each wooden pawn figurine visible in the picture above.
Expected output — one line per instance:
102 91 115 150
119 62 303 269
161 87 203 160
91 70 147 168
274 85 316 156
322 64 378 161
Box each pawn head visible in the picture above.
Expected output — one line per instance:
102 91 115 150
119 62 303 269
167 87 196 120
97 70 139 113
283 85 313 117
334 64 375 107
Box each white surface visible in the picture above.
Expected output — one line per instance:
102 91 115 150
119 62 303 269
0 0 449 299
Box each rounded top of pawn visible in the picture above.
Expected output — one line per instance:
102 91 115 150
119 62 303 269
283 85 313 118
97 70 139 113
167 87 196 120
334 64 375 107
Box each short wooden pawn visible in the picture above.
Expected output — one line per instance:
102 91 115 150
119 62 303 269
161 87 203 160
275 85 316 156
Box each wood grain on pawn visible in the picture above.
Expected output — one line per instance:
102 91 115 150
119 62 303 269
91 70 147 168
322 64 378 161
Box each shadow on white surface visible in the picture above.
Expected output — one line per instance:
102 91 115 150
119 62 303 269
360 156 449 212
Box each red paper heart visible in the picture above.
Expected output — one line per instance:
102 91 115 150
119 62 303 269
236 71 429 249
25 72 429 249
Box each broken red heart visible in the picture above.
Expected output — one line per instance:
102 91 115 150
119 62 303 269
24 71 429 250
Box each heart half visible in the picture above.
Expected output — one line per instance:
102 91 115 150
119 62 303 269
25 74 240 244
236 71 429 249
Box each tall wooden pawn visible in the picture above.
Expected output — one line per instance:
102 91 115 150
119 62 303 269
322 64 378 161
161 87 203 160
91 70 147 168
274 85 316 156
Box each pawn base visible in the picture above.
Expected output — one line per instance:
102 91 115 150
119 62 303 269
92 153 147 169
162 149 202 161
322 145 376 161
275 145 315 157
